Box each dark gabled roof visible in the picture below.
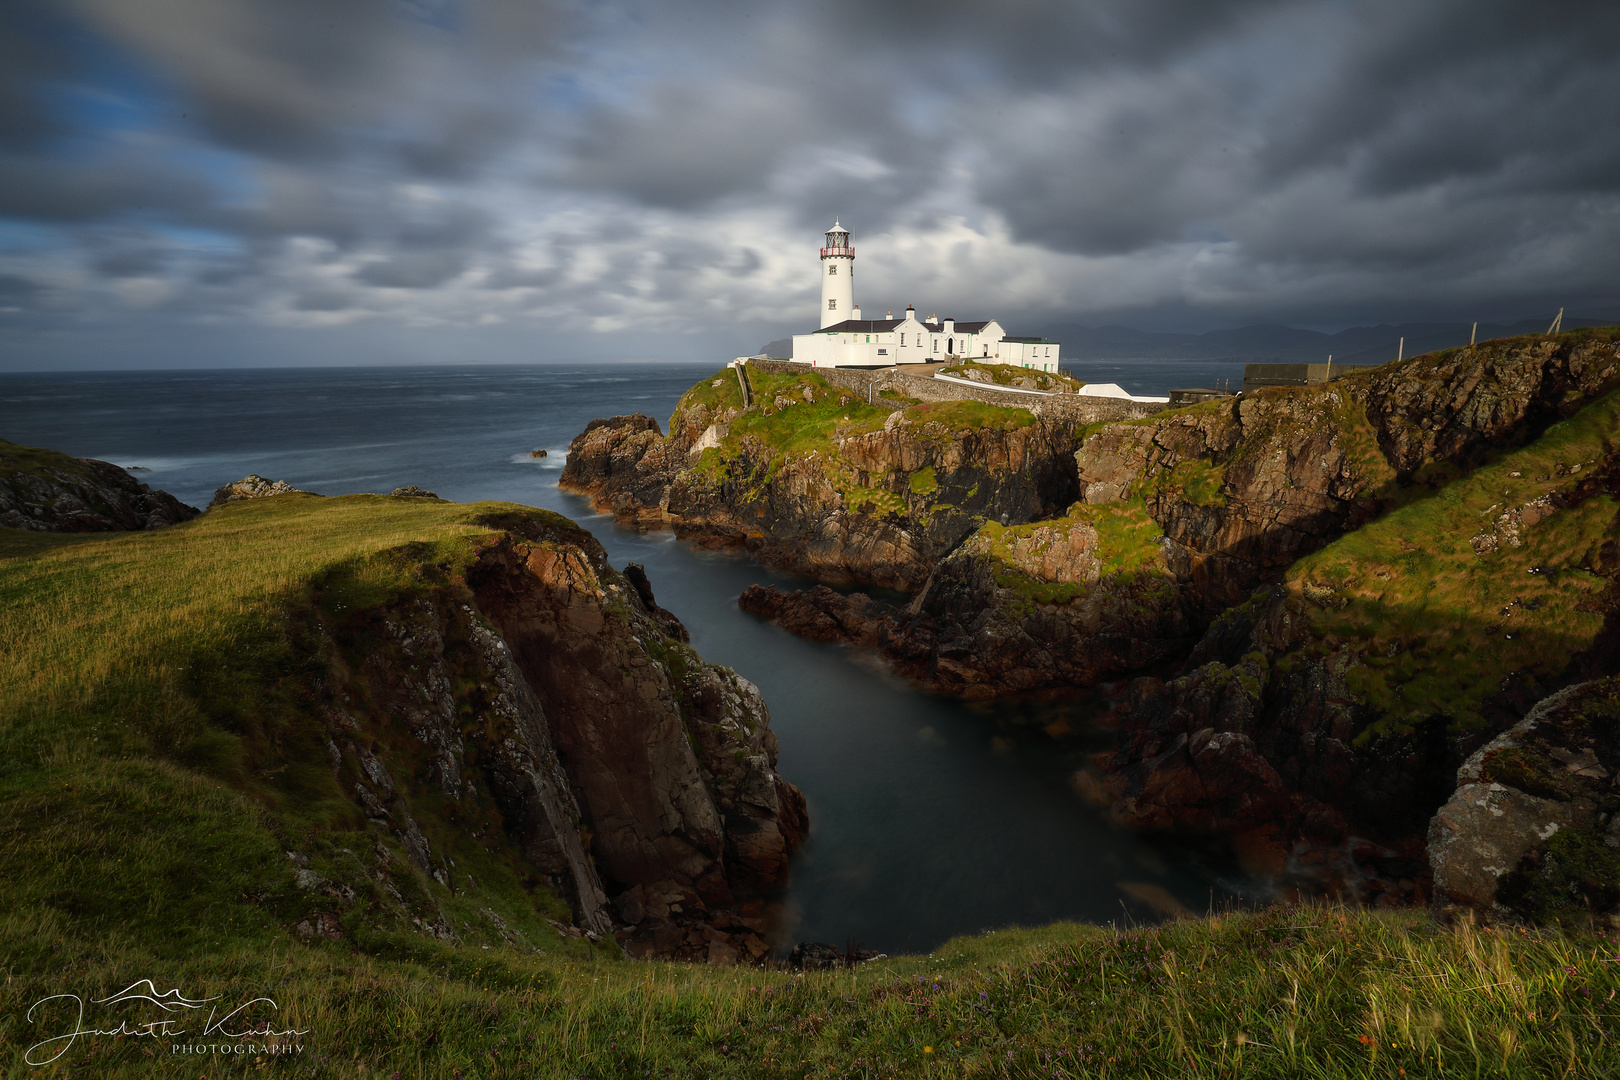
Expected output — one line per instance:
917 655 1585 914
815 319 906 333
1002 335 1048 343
814 317 1007 335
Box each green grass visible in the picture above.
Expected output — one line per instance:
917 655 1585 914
0 495 613 968
1 901 1614 1077
668 367 1040 530
4 488 1619 1075
901 398 1037 434
1286 388 1620 735
964 498 1170 607
0 437 109 484
951 361 1084 394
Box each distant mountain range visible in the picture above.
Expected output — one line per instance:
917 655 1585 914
1035 316 1617 365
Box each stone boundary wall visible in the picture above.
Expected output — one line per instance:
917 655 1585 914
745 358 1166 423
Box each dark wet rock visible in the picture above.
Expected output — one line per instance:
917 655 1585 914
788 941 886 970
0 438 199 531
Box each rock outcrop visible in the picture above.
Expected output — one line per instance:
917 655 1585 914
1429 677 1620 925
210 473 313 505
560 380 1086 590
307 508 806 961
0 438 198 531
1072 329 1620 613
1092 366 1620 898
747 330 1620 698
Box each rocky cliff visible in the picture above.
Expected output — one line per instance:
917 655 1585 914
1095 368 1620 901
0 438 198 531
560 366 1086 590
745 331 1620 699
214 494 805 962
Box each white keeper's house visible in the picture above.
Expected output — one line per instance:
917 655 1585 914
788 222 1060 372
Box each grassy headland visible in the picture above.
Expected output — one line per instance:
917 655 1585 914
2 480 1618 1075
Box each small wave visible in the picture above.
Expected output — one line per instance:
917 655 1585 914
508 450 566 469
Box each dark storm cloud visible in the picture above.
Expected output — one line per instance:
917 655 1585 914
70 0 569 165
355 250 469 288
967 0 1620 278
0 0 1616 351
0 3 76 152
816 0 1290 76
0 154 215 222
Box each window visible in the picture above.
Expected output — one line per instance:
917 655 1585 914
828 265 838 275
983 346 989 357
933 339 939 353
900 333 905 345
828 299 837 310
877 348 887 355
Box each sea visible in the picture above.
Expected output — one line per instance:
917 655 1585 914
3 356 1258 955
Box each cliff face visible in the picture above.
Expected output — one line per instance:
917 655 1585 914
1096 371 1620 898
307 508 805 961
560 367 1085 590
0 438 198 531
744 331 1620 699
1075 330 1620 612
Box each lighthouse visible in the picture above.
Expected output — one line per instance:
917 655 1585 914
819 221 854 328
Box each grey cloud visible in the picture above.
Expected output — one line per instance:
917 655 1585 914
355 250 468 288
559 83 813 209
0 273 43 306
0 3 76 152
294 286 358 312
814 0 1292 80
1 0 1618 347
0 154 215 222
69 0 570 167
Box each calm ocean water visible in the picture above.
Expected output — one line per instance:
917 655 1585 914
3 359 1259 953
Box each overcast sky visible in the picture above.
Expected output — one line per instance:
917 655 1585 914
2 0 1617 369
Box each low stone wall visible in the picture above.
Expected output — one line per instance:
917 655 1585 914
745 359 1166 423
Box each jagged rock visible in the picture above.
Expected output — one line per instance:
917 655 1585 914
209 474 311 506
787 941 885 969
560 404 1085 591
390 485 439 498
1429 678 1620 924
0 439 199 531
308 509 805 947
788 942 844 970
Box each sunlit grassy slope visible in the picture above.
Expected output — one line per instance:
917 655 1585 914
1285 387 1620 735
2 487 1618 1077
0 496 608 963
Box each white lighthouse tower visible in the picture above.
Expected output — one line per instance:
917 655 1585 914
819 221 854 328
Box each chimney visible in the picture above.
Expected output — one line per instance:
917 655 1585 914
905 305 915 319
943 317 954 335
926 313 938 325
852 305 862 320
